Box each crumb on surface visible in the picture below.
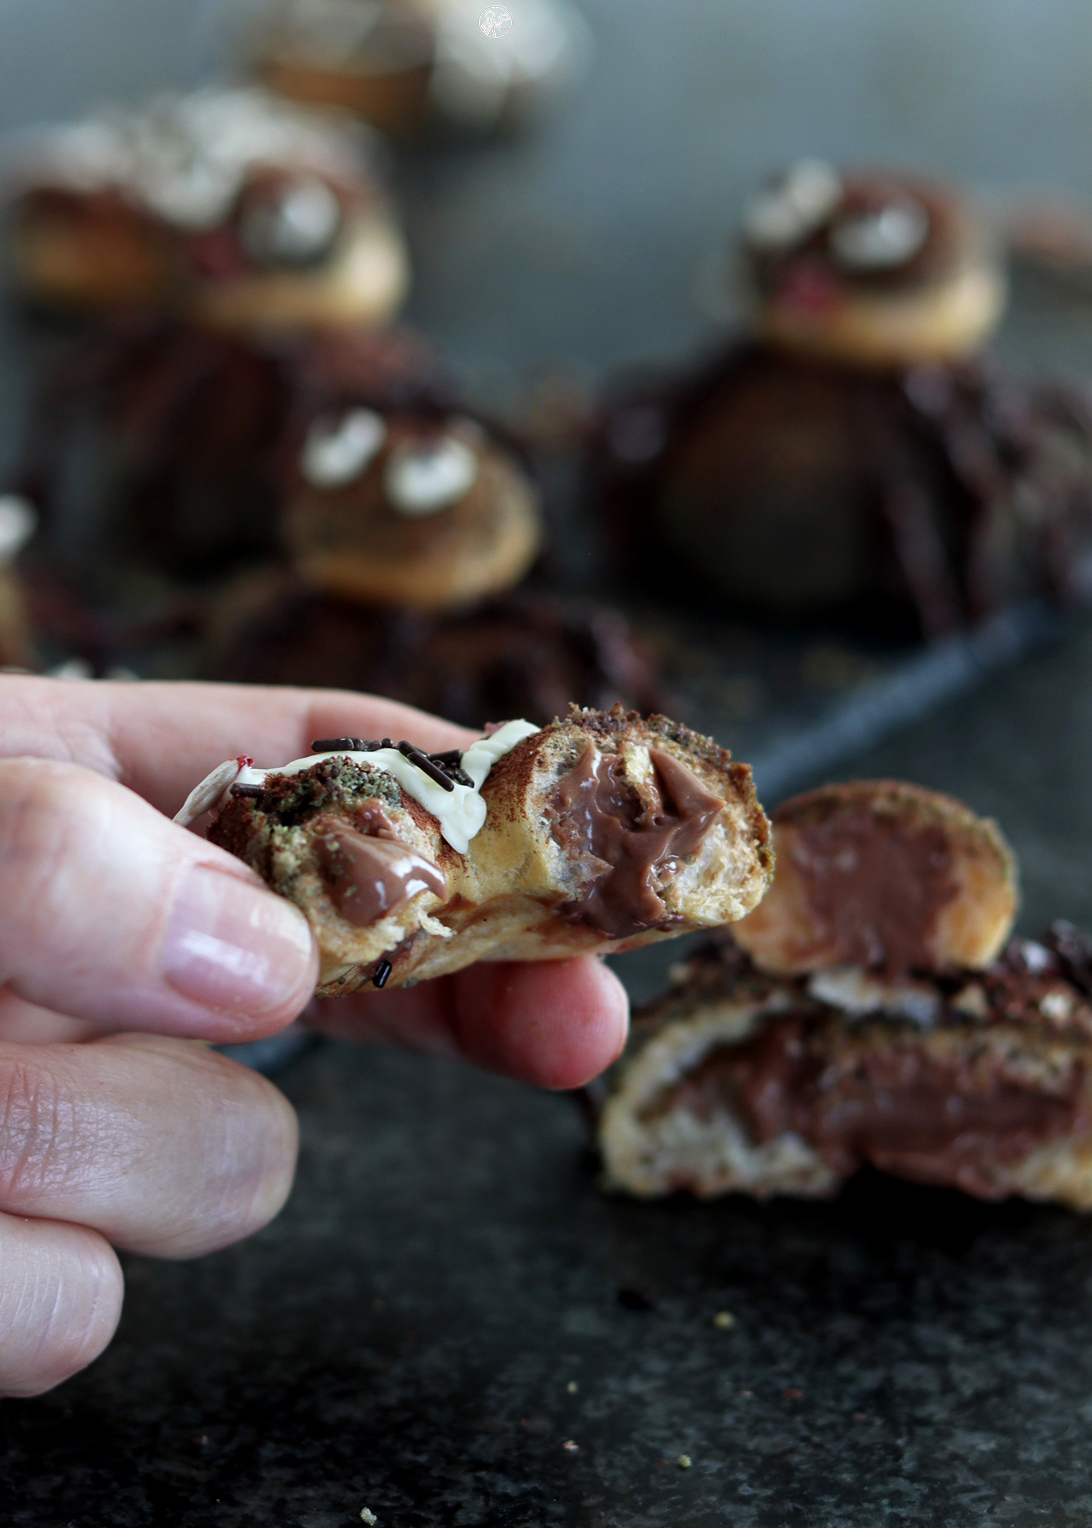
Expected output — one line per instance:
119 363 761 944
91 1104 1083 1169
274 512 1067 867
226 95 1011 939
677 1454 692 1470
713 1310 735 1330
566 1380 579 1393
562 1439 579 1452
360 1510 377 1525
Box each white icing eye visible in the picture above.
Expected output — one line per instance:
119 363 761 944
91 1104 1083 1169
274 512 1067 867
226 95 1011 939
302 409 387 488
829 198 929 272
384 435 479 516
239 176 343 267
743 160 843 251
0 495 36 566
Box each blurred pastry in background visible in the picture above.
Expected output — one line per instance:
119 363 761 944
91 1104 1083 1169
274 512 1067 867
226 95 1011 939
0 495 40 669
595 163 1092 639
6 86 408 330
212 580 667 729
745 162 1004 368
16 316 290 577
254 0 591 136
286 404 542 610
594 780 1092 1210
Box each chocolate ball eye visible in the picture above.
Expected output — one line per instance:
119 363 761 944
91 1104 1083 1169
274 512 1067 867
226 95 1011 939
238 175 343 268
829 199 929 273
743 159 843 252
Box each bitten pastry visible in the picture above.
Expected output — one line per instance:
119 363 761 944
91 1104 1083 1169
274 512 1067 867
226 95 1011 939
285 397 541 609
255 0 591 136
180 707 773 993
596 163 1092 638
8 87 408 330
597 780 1092 1211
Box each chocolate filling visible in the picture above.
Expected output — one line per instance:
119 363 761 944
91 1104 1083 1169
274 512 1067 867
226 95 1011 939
551 746 723 938
316 816 445 926
663 1013 1082 1198
788 805 957 975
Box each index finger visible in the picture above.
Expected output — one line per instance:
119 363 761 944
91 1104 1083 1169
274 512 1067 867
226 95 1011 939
0 677 477 817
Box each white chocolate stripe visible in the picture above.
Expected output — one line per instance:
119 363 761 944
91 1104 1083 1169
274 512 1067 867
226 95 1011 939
174 718 538 855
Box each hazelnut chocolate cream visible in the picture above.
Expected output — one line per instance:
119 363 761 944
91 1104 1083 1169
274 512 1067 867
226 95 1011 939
551 745 724 937
628 928 1092 1201
653 1007 1081 1197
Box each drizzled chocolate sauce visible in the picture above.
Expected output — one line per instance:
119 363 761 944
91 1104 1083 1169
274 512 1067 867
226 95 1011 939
551 745 723 938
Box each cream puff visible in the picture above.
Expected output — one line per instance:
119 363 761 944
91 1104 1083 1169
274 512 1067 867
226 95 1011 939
8 86 408 331
255 0 591 135
285 400 542 609
595 164 1092 637
742 161 1006 368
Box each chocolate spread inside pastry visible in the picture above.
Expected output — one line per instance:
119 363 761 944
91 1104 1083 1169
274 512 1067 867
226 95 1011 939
551 745 724 936
315 815 445 925
652 1008 1082 1197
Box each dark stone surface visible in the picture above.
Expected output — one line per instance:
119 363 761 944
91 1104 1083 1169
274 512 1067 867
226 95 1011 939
8 3 1092 1524
6 622 1092 1525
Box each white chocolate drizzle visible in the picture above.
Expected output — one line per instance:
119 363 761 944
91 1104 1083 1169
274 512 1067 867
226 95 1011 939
302 408 387 488
175 718 539 855
384 433 478 516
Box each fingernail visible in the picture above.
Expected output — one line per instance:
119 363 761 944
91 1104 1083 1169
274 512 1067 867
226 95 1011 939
161 865 315 1017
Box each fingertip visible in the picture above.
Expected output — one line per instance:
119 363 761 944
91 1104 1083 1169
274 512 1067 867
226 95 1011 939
452 957 630 1091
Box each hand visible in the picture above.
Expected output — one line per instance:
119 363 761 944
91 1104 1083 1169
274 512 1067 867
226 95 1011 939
0 677 629 1396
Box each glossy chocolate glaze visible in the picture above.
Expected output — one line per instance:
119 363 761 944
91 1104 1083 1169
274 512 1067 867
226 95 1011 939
551 744 723 937
316 816 445 925
667 1011 1083 1198
595 341 1092 638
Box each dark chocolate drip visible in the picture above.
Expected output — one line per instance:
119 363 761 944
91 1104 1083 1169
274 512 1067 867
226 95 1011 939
551 745 723 938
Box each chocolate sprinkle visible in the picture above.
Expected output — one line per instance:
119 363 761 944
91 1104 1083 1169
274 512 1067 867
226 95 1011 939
230 783 265 798
311 736 380 753
397 741 456 792
430 749 474 787
372 960 393 989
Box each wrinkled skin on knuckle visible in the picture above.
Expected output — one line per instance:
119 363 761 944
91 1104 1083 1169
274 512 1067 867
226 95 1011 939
111 1039 300 1259
0 1225 123 1398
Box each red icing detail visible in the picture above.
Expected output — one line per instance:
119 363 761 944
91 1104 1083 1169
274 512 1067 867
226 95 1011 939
235 755 253 770
776 262 841 315
187 227 252 282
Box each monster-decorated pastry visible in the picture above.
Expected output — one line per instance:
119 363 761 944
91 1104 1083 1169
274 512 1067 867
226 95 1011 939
7 87 408 330
597 163 1092 638
285 390 541 611
255 0 591 136
206 326 667 724
178 707 772 993
598 780 1092 1211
